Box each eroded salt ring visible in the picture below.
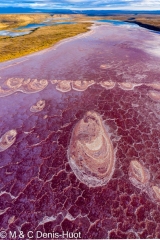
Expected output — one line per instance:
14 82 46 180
129 160 150 189
72 80 95 91
56 80 71 92
30 99 46 112
21 79 48 93
0 129 17 152
68 111 115 187
6 78 23 89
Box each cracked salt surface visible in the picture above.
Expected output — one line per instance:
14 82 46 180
0 22 160 239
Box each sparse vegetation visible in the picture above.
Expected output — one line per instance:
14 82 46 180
0 22 91 62
0 14 49 30
0 13 159 63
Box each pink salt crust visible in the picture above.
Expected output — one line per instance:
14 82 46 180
0 24 160 239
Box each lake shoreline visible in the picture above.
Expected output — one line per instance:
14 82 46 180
125 20 160 32
0 22 92 62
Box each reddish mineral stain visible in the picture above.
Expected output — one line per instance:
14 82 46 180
99 81 115 89
0 129 17 152
148 90 160 102
30 100 45 113
72 80 95 91
68 111 115 187
56 80 71 92
129 160 150 188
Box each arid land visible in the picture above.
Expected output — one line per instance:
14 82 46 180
0 23 91 62
0 14 49 30
0 13 160 62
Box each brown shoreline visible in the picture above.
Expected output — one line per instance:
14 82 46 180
101 14 160 32
126 20 160 32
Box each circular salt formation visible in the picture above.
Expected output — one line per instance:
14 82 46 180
6 78 23 89
129 160 150 189
56 80 71 92
99 81 115 89
118 82 141 90
145 83 160 90
152 185 160 201
0 130 17 152
21 79 48 93
72 80 95 91
68 111 115 187
148 90 160 102
30 100 45 112
0 86 15 97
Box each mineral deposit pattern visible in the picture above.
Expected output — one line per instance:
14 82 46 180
68 111 115 187
0 23 160 239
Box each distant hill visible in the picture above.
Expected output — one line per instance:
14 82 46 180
0 7 74 14
0 7 160 15
81 10 160 16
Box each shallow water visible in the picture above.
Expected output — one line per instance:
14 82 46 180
97 19 138 27
0 29 32 37
0 21 74 37
1 18 159 38
0 23 160 239
18 21 74 29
